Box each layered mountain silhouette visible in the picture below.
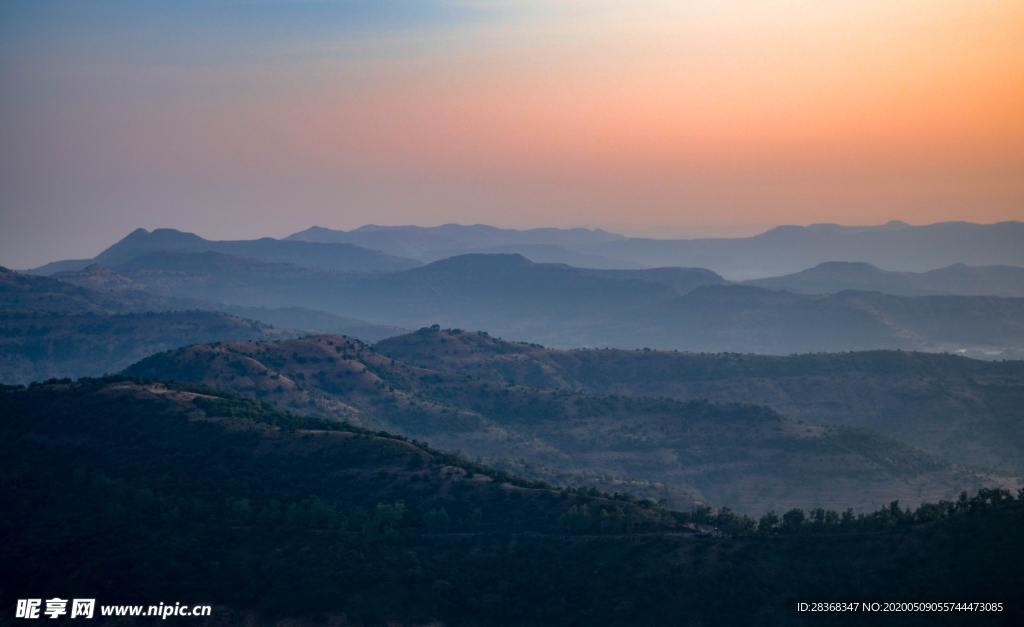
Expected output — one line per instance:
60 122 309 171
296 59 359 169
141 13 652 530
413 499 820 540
124 334 1001 513
42 246 1024 357
586 220 1024 278
287 223 627 265
30 227 419 275
746 261 1024 297
6 221 1024 624
287 220 1024 278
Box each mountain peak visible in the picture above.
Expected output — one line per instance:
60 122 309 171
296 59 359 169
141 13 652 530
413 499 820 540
811 261 883 272
417 253 534 272
97 227 206 263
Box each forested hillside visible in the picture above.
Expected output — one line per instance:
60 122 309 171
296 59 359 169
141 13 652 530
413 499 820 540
1 379 1021 626
378 328 1024 475
124 335 999 513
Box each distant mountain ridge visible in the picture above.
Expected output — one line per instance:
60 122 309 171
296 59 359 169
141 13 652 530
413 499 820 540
586 220 1024 278
30 227 419 275
27 220 1024 279
746 261 1024 296
290 222 621 250
287 223 632 269
285 220 1024 278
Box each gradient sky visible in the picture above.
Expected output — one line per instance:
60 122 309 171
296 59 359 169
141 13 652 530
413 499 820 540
1 0 1022 267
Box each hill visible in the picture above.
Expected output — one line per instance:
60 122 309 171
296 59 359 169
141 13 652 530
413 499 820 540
0 311 284 384
0 265 182 313
0 267 286 384
30 227 419 275
123 335 999 513
2 378 1022 625
377 328 1024 475
747 261 1024 296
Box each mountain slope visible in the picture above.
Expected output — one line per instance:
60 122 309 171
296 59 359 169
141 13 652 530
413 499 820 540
219 305 406 343
31 227 419 275
0 265 181 313
747 261 1024 296
54 258 406 342
377 328 1024 475
0 311 284 384
4 378 1021 625
0 267 285 384
124 335 998 513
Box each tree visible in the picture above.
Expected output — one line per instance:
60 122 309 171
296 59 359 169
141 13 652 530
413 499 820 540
781 508 805 533
757 511 779 533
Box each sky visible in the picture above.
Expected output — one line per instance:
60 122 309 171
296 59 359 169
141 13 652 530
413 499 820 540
1 0 1022 268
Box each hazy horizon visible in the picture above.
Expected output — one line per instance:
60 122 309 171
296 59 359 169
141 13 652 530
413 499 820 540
5 217 1022 270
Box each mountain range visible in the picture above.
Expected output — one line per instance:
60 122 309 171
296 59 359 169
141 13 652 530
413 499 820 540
34 220 1023 282
30 227 419 276
286 220 1024 279
32 243 1024 357
746 261 1024 297
5 219 1024 624
287 223 629 267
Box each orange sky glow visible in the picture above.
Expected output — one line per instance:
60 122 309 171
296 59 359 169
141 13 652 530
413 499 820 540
1 0 1022 265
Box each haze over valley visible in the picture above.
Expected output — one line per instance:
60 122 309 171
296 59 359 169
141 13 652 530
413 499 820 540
4 220 1023 516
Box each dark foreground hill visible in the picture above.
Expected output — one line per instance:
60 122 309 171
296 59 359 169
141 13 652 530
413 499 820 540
377 328 1024 476
1 379 1021 626
124 336 998 513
